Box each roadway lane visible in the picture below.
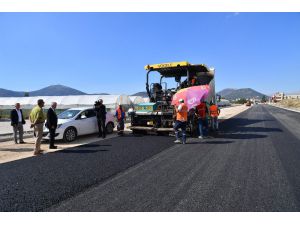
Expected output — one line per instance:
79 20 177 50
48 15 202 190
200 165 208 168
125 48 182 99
49 105 300 212
0 135 174 211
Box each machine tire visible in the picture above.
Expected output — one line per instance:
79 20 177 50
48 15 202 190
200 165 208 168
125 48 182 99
63 127 77 142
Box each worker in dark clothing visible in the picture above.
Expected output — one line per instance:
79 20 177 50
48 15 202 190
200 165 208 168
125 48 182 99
94 99 107 138
46 102 58 149
10 103 26 144
115 105 126 136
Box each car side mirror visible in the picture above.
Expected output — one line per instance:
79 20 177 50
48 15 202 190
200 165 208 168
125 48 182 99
81 115 87 119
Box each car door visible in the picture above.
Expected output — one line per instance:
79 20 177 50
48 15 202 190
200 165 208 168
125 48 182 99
75 110 95 135
75 111 89 135
85 109 98 134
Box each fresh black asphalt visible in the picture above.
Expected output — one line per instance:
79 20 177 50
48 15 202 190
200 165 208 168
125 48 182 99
0 134 174 211
1 104 300 211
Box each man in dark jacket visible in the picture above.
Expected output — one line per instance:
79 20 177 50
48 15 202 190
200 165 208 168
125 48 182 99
10 103 26 144
94 99 107 138
47 102 58 149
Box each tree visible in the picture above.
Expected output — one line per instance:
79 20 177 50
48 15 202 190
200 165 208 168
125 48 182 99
261 95 267 103
236 98 247 104
24 92 29 97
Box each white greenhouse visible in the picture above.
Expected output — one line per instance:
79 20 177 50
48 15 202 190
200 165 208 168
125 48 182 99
129 96 145 105
0 95 132 111
143 97 150 103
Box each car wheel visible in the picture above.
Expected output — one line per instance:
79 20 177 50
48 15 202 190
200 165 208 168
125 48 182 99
106 122 114 134
63 127 77 142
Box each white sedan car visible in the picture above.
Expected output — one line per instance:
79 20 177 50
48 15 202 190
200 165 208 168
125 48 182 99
43 107 115 142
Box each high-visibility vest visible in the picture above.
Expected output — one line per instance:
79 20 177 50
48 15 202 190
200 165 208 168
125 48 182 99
116 108 124 120
210 105 219 117
176 104 188 122
191 78 196 86
196 103 207 118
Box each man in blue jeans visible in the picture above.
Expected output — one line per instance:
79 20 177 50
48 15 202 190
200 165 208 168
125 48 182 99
174 99 188 144
196 100 209 139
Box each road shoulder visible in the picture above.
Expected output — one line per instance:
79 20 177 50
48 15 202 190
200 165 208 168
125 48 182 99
268 103 300 113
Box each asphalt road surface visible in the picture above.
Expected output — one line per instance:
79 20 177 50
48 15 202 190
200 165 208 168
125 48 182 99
1 104 300 212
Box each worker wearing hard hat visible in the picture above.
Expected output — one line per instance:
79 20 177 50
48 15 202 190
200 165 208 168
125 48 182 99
209 102 220 131
174 98 188 144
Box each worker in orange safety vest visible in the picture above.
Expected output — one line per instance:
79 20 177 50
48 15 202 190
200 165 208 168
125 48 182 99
174 99 188 144
196 99 209 139
190 75 198 86
209 102 220 131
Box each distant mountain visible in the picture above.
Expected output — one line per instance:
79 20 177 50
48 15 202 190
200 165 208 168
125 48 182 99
218 88 267 100
90 93 110 95
132 92 148 98
0 85 86 97
0 88 24 97
29 85 86 96
217 88 236 97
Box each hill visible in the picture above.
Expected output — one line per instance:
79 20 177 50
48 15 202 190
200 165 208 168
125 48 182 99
0 88 24 97
218 88 267 100
29 85 86 96
131 92 148 98
90 93 110 95
0 85 86 97
217 88 236 97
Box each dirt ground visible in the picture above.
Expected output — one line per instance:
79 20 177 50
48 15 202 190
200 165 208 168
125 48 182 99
218 104 249 120
0 105 249 164
277 99 300 112
0 133 118 164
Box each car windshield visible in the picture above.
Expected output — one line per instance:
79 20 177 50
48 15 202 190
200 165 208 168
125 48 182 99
58 110 81 119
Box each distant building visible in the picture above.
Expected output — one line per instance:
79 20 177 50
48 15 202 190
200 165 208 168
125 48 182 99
271 92 300 102
272 92 285 102
285 94 300 100
250 97 262 103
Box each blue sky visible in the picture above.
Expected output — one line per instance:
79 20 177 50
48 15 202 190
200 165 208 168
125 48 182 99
0 13 299 95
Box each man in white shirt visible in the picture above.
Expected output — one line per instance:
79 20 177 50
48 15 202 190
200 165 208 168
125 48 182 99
10 103 26 144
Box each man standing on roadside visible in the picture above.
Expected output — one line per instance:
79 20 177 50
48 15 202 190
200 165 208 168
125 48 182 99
115 104 125 136
196 99 209 139
174 99 188 144
94 99 107 138
10 103 26 144
47 102 58 149
30 99 46 155
209 102 220 132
